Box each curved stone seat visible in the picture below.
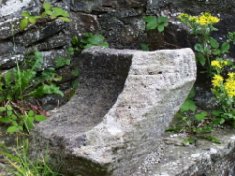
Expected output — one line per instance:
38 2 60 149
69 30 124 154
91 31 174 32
32 47 196 176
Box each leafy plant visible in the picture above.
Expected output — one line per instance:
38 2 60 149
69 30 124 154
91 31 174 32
167 88 221 144
178 13 235 75
0 51 63 133
0 139 61 176
20 2 70 30
72 33 109 52
210 60 235 126
144 16 169 32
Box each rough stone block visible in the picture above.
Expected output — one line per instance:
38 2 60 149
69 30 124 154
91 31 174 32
32 47 196 176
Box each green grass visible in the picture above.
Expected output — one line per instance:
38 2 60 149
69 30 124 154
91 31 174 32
0 138 61 176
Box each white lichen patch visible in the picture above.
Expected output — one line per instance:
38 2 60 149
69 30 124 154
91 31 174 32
0 0 32 17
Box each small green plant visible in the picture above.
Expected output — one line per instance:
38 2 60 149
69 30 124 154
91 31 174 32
20 2 70 30
0 51 63 133
71 33 109 52
178 12 235 75
55 47 74 69
168 88 221 144
0 139 61 176
210 60 235 126
144 16 169 32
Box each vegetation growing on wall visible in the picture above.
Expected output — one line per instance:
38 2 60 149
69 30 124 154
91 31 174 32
168 12 235 144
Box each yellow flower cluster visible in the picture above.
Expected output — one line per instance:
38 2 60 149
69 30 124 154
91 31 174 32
178 12 220 26
225 72 235 98
211 60 229 69
212 74 224 87
196 13 220 25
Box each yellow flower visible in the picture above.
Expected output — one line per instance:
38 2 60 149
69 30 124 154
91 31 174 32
225 79 235 98
212 74 224 87
211 60 222 69
211 60 229 69
196 12 220 25
228 72 235 80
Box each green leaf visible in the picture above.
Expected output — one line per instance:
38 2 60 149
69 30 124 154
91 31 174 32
21 11 30 17
202 135 221 144
144 16 158 30
157 25 165 32
196 53 206 66
28 16 40 25
58 17 71 22
43 2 52 11
0 107 6 112
34 115 46 122
0 118 11 123
194 43 204 53
140 43 149 51
55 57 71 68
28 110 35 117
51 7 70 18
221 42 230 54
180 99 197 112
7 126 22 134
212 49 221 56
209 37 219 49
32 84 64 97
20 18 29 30
195 111 208 121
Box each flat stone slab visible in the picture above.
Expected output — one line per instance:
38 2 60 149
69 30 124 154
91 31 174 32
132 128 235 176
32 47 196 176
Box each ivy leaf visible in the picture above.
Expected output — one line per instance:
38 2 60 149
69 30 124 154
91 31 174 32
180 99 196 112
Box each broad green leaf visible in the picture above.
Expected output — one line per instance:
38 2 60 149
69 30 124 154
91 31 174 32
180 99 196 112
20 18 29 30
194 43 204 53
209 37 219 49
144 16 158 30
58 17 71 22
195 111 207 121
28 16 40 25
51 7 69 17
196 53 206 66
7 126 22 133
55 57 71 68
221 42 230 54
0 118 11 123
157 25 165 32
140 43 149 51
34 115 46 122
32 84 64 97
21 11 30 17
43 2 52 11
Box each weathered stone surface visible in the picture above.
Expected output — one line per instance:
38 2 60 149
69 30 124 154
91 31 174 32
32 47 196 176
132 129 235 176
